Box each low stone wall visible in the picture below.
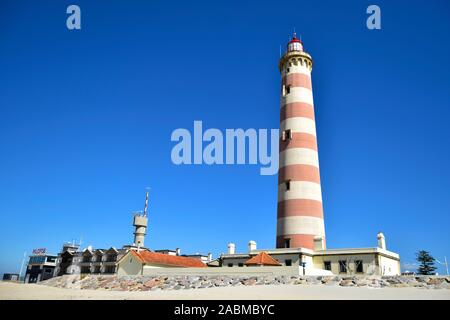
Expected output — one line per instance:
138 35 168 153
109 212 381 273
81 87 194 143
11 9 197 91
39 274 450 291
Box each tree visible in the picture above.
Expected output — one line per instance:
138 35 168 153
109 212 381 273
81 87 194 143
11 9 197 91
416 250 437 275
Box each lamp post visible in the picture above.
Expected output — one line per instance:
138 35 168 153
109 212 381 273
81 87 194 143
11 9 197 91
436 256 449 275
18 251 27 282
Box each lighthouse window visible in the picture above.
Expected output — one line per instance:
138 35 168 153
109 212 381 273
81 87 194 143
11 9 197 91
286 86 291 94
284 239 290 248
282 129 292 141
285 180 291 191
286 67 290 73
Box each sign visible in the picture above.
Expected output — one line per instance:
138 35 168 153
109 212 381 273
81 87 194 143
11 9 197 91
32 248 46 255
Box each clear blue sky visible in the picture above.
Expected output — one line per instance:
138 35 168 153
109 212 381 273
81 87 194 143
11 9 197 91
1 0 449 275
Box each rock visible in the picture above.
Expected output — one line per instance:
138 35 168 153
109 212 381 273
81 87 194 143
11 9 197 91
339 280 355 287
322 276 341 285
415 276 429 283
355 279 368 287
433 282 450 289
427 278 444 285
385 277 402 285
305 277 320 285
243 278 257 286
143 279 160 288
293 279 307 285
400 277 417 284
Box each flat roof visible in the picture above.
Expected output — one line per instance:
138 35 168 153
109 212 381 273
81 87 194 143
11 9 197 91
314 247 400 260
221 247 400 260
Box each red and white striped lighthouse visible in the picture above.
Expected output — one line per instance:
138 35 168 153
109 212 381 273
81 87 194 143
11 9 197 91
276 33 326 250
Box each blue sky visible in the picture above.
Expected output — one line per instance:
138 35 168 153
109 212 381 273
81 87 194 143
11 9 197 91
1 0 449 275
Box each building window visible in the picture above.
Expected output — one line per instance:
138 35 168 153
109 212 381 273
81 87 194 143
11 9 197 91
95 255 102 262
106 254 117 262
29 256 46 264
227 263 233 267
339 260 347 273
94 266 101 274
324 261 331 271
284 238 290 248
238 263 244 267
82 256 92 263
285 259 292 266
355 260 363 273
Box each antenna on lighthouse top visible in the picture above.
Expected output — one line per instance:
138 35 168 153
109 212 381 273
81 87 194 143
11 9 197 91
143 187 150 216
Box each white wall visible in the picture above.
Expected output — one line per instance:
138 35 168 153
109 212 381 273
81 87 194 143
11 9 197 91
379 255 401 276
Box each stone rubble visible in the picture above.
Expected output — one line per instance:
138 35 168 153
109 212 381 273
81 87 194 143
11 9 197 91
38 274 450 291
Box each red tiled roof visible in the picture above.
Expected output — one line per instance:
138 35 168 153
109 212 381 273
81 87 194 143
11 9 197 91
130 250 207 268
244 252 281 266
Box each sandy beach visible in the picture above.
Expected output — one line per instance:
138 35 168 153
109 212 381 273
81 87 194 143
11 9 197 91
0 282 449 300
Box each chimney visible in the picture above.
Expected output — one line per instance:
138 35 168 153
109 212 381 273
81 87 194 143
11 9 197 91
227 242 235 255
377 232 386 250
208 253 213 262
248 240 257 252
313 236 325 251
176 248 181 256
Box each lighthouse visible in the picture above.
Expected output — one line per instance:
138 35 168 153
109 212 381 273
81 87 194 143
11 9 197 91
133 191 149 248
276 33 326 250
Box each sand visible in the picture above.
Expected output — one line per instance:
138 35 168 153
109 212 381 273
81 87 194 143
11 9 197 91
0 282 449 300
